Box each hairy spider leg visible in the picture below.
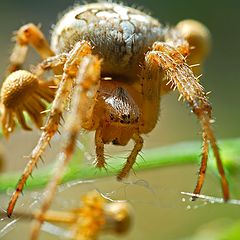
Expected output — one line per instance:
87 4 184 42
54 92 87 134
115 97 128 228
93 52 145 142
145 32 229 201
193 131 209 199
158 19 211 96
7 41 93 217
30 54 101 240
139 56 163 134
94 128 106 169
117 134 143 180
7 23 54 75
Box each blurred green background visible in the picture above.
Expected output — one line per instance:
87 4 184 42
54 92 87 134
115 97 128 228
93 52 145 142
0 0 240 240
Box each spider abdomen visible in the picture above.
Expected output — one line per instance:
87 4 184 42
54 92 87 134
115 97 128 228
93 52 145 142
51 2 165 77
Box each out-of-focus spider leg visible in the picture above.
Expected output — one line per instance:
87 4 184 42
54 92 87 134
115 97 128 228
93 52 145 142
7 41 93 217
7 23 54 75
117 134 143 180
146 35 229 200
30 54 101 240
33 53 69 77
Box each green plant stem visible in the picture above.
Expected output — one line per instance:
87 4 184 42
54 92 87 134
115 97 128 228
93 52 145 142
0 138 240 192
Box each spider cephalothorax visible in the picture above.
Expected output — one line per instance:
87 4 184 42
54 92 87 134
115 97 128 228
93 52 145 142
1 2 229 239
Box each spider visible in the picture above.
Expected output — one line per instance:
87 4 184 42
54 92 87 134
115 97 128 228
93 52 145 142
0 2 229 239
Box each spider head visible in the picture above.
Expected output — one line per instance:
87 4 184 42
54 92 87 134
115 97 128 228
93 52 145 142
96 81 140 145
105 87 140 125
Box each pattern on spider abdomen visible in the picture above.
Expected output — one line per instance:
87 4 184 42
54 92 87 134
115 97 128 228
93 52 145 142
51 2 166 77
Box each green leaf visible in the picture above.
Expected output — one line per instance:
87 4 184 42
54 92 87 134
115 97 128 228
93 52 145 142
0 138 240 192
